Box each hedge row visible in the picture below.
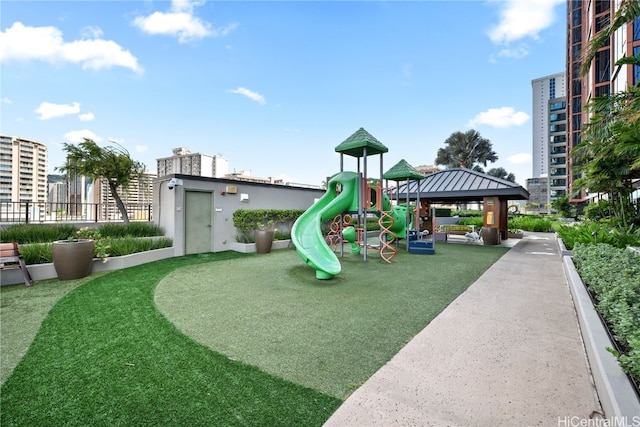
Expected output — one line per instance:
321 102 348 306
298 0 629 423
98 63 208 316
572 243 640 382
232 209 306 234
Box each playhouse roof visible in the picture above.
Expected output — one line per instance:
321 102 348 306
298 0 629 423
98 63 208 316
383 159 423 181
335 127 389 157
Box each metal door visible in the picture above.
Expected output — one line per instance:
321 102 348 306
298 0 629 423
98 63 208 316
184 191 213 254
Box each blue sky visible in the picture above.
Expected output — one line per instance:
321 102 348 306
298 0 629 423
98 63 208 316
1 0 566 186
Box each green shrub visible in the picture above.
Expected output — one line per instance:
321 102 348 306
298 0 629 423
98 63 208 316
18 243 54 264
107 237 173 257
508 215 553 232
17 237 173 265
451 209 482 217
97 222 165 238
458 217 483 227
232 209 305 234
434 208 451 217
1 224 77 243
572 243 640 382
233 209 305 242
556 222 640 250
1 223 163 244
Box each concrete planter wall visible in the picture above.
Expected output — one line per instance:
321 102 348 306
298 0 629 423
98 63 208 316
1 247 176 286
231 239 291 254
562 251 640 419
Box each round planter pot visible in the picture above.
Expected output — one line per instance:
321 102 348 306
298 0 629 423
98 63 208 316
255 230 274 254
52 239 94 280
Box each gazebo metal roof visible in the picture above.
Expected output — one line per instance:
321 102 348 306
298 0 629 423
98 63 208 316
396 168 530 202
335 127 389 158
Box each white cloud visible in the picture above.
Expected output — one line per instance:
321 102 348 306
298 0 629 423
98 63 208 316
2 97 11 104
488 0 564 44
0 22 142 73
467 107 529 128
35 101 81 120
136 145 149 152
133 0 237 43
507 153 532 165
497 45 529 59
64 129 101 143
79 112 95 121
229 87 266 105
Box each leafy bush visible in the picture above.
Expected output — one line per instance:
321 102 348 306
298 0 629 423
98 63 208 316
556 221 640 250
572 243 640 382
232 209 305 234
233 209 305 242
17 237 173 265
508 215 553 232
458 217 484 227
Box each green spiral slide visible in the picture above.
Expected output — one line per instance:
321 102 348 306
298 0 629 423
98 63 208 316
292 171 411 279
291 171 360 279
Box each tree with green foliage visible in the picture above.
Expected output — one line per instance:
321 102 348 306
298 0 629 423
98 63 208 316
580 0 640 77
57 138 145 223
572 87 640 226
435 129 498 170
487 167 515 183
551 195 575 218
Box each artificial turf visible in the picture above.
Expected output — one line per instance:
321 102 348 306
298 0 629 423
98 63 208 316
1 243 509 426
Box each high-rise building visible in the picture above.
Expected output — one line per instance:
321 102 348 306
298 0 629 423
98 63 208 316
0 134 48 203
92 171 156 220
566 1 640 203
156 147 229 178
529 73 567 212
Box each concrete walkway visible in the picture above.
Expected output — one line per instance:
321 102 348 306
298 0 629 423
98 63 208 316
324 232 601 426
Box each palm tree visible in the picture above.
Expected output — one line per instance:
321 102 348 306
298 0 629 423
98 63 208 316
572 90 639 226
435 129 498 170
487 167 516 183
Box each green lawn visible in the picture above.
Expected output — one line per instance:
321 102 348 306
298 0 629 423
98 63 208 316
1 244 508 426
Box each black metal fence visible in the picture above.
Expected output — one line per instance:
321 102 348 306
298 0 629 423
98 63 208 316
0 202 153 223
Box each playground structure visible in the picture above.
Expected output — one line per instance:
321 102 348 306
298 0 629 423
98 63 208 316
291 128 434 280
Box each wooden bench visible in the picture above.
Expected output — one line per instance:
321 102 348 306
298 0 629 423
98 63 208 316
0 242 33 287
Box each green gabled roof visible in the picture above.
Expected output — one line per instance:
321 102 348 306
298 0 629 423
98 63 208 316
335 127 389 157
383 159 423 180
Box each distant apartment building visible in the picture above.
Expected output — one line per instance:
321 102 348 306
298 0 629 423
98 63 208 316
566 1 640 203
91 171 156 220
414 165 440 176
529 73 567 213
0 134 48 203
157 147 229 178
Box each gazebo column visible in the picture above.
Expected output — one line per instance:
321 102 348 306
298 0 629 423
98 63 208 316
482 196 501 245
499 198 509 240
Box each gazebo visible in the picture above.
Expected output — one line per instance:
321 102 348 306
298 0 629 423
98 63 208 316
396 168 530 244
